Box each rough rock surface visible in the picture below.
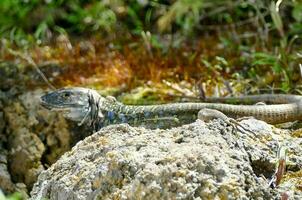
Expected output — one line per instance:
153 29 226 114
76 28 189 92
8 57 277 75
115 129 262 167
0 150 15 193
0 62 95 196
0 91 15 194
0 88 91 194
30 118 302 200
3 90 68 190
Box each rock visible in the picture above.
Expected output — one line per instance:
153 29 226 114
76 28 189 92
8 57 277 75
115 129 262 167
3 90 71 191
239 119 302 174
0 86 95 195
0 93 15 194
0 61 63 91
0 151 15 193
15 183 29 199
31 119 302 200
0 62 23 91
8 128 45 188
0 112 4 134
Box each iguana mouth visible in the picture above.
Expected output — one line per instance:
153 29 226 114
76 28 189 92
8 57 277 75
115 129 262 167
41 104 70 113
40 96 85 110
40 100 54 110
40 99 63 110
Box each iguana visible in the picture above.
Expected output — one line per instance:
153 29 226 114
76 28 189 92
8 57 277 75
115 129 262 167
40 87 302 130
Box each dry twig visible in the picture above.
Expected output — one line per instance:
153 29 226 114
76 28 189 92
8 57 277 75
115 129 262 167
8 49 56 90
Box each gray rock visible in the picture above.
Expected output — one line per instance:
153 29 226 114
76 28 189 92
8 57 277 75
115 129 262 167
31 119 298 200
1 88 95 194
0 151 15 193
0 112 4 134
3 90 70 190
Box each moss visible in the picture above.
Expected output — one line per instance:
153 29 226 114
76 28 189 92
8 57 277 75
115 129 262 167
282 170 302 191
290 129 302 138
118 87 162 105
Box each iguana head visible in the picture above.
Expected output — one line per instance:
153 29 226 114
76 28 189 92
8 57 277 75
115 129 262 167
40 87 105 124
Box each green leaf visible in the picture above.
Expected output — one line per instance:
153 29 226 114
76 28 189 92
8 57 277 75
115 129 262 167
252 52 277 66
292 3 302 22
270 1 284 36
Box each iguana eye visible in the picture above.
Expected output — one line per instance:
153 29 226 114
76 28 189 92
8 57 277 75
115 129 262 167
63 92 71 98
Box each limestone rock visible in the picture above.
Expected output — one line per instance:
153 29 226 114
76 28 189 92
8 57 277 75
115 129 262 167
31 119 300 200
0 151 15 193
3 90 71 190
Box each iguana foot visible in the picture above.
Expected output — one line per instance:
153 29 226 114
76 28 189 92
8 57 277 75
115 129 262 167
197 108 229 122
198 108 257 136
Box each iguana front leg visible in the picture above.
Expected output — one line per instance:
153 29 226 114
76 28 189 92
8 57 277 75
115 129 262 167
197 108 257 136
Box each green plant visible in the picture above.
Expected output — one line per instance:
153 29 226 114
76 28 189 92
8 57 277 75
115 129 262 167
157 0 204 35
0 190 23 200
290 2 302 34
0 0 117 44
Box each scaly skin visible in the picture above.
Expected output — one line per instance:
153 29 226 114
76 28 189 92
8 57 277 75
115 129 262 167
40 87 302 129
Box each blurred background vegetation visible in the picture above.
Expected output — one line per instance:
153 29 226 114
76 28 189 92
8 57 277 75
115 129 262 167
1 0 301 43
0 0 302 102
